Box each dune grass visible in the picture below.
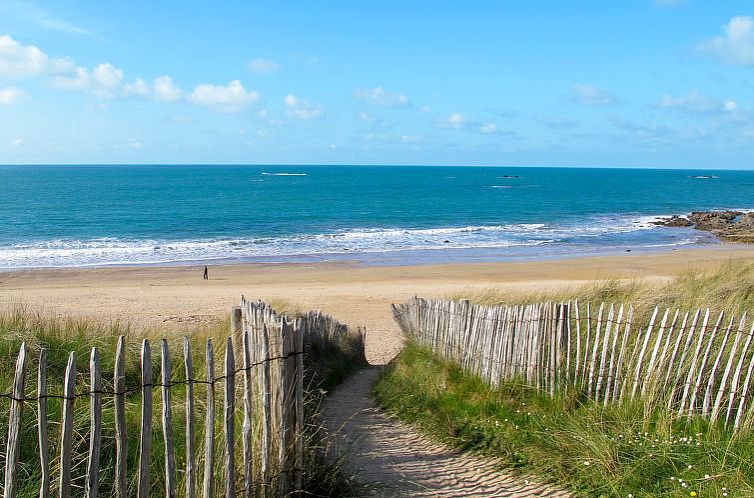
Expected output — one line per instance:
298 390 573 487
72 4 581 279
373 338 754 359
0 303 361 497
450 260 754 327
377 261 754 497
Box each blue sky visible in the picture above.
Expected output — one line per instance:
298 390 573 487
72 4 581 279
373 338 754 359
2 1 754 168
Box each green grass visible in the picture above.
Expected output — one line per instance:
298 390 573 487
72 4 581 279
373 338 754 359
375 343 754 497
380 262 754 497
0 303 362 497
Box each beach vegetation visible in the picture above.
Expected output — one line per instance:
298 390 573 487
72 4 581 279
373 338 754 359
0 303 361 497
378 261 754 497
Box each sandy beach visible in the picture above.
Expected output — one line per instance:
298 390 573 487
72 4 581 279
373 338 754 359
2 245 754 365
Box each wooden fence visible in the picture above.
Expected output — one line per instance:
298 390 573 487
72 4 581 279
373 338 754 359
392 297 754 431
1 299 365 498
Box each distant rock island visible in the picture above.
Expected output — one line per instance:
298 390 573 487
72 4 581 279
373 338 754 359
653 210 754 243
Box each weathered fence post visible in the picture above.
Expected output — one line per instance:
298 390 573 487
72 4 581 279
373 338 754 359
114 337 128 498
162 339 177 498
38 348 50 498
184 337 197 498
204 340 216 498
59 352 76 498
224 337 236 498
231 305 243 367
138 340 153 498
85 348 102 498
242 318 254 498
4 342 27 498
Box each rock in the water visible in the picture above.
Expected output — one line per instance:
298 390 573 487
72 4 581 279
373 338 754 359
687 211 742 230
657 210 754 244
652 215 693 227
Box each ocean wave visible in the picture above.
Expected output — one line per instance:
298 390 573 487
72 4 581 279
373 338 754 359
261 172 308 176
0 214 707 269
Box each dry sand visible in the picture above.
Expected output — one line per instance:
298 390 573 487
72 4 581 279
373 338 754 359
2 245 754 365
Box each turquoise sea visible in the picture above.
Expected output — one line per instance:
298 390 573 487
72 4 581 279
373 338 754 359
1 165 752 269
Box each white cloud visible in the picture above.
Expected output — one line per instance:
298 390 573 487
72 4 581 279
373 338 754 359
0 34 72 78
0 86 25 105
10 137 23 148
400 135 419 143
697 16 754 65
53 62 125 99
125 78 150 97
152 76 182 102
441 112 469 129
115 140 143 150
358 111 377 123
189 80 259 112
571 84 616 106
655 91 737 114
480 123 499 134
353 86 410 107
247 58 280 74
284 94 324 120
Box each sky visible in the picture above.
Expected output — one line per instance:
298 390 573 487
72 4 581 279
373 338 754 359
2 1 754 168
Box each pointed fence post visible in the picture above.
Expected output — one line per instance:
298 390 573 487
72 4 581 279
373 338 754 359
162 339 177 498
224 337 236 498
137 340 153 498
59 352 76 498
184 337 197 498
85 348 102 498
114 337 128 498
4 342 27 498
38 348 50 498
242 317 254 498
203 340 216 498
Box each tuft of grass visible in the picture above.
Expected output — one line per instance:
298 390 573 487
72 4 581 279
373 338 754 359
375 343 754 497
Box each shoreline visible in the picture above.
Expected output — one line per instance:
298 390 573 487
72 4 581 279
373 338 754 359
0 229 723 272
3 244 754 365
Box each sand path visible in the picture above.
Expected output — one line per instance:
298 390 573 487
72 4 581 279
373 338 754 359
322 296 569 496
322 367 570 497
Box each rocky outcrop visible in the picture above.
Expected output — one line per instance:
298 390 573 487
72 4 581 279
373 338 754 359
653 210 754 243
652 215 693 227
688 211 742 230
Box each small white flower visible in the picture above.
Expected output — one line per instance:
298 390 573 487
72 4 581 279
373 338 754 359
583 461 591 466
704 474 710 479
688 465 693 469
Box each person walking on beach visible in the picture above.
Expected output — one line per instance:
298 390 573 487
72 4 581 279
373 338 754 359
203 265 209 280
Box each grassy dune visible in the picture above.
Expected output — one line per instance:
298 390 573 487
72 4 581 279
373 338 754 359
377 262 754 497
0 304 361 497
451 261 754 325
